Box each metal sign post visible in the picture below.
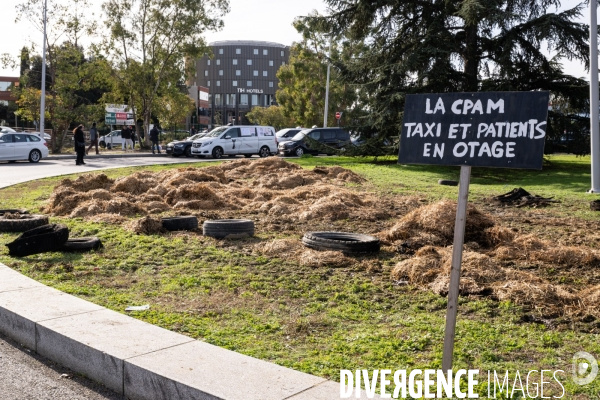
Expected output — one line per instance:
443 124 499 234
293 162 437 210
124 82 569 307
398 91 549 372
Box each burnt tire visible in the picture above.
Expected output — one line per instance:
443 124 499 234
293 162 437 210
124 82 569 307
203 219 254 239
438 179 459 186
0 209 30 216
60 237 103 252
302 232 380 254
162 216 199 231
591 200 600 211
6 224 69 257
0 214 49 233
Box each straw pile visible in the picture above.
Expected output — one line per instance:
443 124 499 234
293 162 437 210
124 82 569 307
382 200 495 247
42 159 384 226
125 216 165 234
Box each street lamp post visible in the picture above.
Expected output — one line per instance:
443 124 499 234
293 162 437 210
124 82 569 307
589 0 600 193
323 39 332 128
39 0 48 138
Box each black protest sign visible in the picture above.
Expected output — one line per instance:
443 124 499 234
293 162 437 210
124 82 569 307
398 92 549 169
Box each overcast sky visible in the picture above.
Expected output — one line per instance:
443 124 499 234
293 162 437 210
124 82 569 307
0 0 592 80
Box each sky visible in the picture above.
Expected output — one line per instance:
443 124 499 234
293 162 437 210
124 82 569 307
0 0 593 80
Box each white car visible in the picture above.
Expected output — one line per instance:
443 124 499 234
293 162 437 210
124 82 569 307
0 132 49 163
99 130 124 149
191 125 277 159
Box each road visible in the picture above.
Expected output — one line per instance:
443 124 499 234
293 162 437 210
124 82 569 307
0 156 219 189
0 332 123 400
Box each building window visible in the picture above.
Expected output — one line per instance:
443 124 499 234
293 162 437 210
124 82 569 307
233 59 238 65
263 49 268 55
247 81 252 87
226 94 236 106
214 94 222 105
204 70 208 76
247 59 252 65
269 60 273 66
236 48 241 54
240 94 248 105
263 71 267 77
207 59 211 66
216 81 221 86
219 48 223 54
219 70 223 76
233 81 238 86
207 81 211 86
236 70 241 76
252 94 259 105
282 61 286 66
281 50 284 56
269 81 274 88
253 70 258 76
216 59 220 65
253 49 258 55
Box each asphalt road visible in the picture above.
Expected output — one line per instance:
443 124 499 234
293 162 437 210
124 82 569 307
0 155 219 189
0 332 123 400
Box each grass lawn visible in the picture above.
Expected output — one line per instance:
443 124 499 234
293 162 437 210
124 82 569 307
0 154 599 398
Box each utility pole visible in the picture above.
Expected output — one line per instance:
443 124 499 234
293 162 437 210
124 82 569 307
39 0 48 137
323 39 331 128
589 0 600 193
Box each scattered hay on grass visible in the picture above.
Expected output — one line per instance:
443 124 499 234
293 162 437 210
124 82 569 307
125 216 165 235
86 213 127 224
255 239 304 257
299 249 350 268
383 200 495 246
60 173 114 192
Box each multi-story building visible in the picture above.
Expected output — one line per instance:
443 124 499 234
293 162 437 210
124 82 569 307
0 76 19 105
190 40 290 127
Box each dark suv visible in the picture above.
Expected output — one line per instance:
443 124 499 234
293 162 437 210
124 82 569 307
278 128 351 157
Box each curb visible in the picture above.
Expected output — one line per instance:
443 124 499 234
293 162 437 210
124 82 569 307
46 153 171 160
0 264 375 399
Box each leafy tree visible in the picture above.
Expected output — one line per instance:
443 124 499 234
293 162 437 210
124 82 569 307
154 89 195 132
101 0 229 146
246 105 295 130
307 0 591 141
276 17 364 129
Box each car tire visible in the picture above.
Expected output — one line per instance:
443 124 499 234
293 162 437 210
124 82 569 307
438 179 459 186
99 141 106 148
301 232 380 254
0 209 29 216
29 149 42 163
6 224 69 257
184 146 192 157
0 214 48 232
203 219 254 239
259 146 271 158
162 216 199 231
59 237 103 252
295 147 304 157
212 147 224 159
106 143 112 149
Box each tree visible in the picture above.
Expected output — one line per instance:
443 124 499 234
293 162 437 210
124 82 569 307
154 90 196 132
246 106 295 130
307 0 591 140
101 0 229 146
276 17 363 129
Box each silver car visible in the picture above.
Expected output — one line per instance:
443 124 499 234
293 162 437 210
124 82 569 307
0 132 49 163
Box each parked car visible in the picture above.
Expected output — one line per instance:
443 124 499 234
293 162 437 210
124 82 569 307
99 130 124 149
191 125 277 159
0 127 16 134
278 127 351 157
165 133 207 157
0 132 49 163
275 128 303 145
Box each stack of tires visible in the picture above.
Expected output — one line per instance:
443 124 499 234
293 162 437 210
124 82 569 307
1 209 102 257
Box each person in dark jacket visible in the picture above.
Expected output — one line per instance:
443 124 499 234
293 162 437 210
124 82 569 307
150 126 161 154
74 125 86 165
121 125 132 151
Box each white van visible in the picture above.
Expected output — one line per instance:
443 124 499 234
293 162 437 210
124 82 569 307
191 125 277 159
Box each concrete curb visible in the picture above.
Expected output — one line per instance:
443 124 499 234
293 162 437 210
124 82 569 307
0 264 377 399
46 153 170 160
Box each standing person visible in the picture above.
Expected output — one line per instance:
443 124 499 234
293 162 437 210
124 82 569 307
190 126 197 136
150 125 161 154
86 122 99 155
74 124 86 165
121 125 132 151
130 126 136 149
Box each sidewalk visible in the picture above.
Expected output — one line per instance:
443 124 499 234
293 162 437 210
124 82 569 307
47 151 170 160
